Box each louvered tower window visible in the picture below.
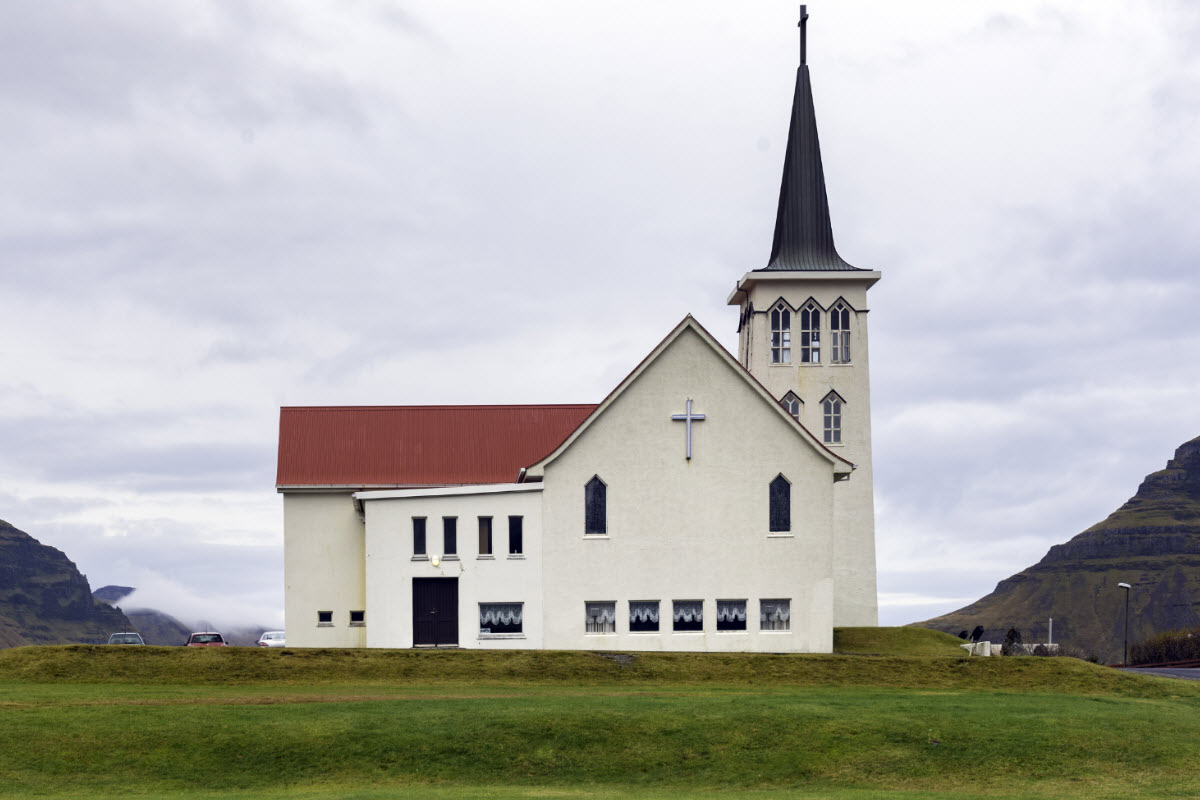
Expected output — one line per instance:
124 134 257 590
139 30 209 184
831 302 851 364
822 392 844 444
770 303 791 364
800 301 821 363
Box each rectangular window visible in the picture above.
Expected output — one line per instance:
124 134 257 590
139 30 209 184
717 599 747 631
413 517 427 556
478 516 492 556
479 602 523 636
831 304 851 364
629 600 660 632
771 305 791 364
349 610 365 627
317 610 333 626
585 602 616 634
443 517 457 556
672 600 703 632
800 303 821 363
761 599 790 631
508 516 523 555
823 397 842 444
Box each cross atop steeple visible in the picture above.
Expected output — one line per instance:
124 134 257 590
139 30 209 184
799 5 809 65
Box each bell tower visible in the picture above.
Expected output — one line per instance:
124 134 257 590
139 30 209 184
727 7 880 627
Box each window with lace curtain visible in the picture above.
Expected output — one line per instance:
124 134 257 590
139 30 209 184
716 599 747 631
760 599 790 632
672 599 703 632
479 602 522 636
585 601 616 634
629 600 659 632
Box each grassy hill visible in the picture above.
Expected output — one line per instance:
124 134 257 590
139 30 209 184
917 435 1200 663
2 637 1199 799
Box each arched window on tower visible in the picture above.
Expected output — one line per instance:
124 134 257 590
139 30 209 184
585 476 607 535
830 302 851 364
780 391 802 419
769 474 791 533
770 303 791 364
822 392 845 444
800 301 821 363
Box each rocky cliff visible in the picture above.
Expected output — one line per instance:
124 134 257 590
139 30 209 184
917 435 1200 664
0 519 131 647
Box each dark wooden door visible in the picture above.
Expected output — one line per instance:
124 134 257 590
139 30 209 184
412 578 458 647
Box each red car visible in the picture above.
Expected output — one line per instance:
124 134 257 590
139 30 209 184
185 632 228 647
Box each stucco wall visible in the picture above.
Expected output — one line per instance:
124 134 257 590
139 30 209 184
539 326 837 653
360 485 543 649
282 492 367 648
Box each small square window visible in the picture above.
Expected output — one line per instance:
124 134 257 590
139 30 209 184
761 599 790 631
349 610 365 627
672 600 703 632
585 601 616 634
317 610 333 627
630 600 660 632
717 599 747 631
479 602 523 636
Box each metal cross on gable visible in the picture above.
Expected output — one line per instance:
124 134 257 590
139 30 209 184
671 398 706 460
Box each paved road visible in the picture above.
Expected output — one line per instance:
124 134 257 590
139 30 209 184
1123 667 1200 681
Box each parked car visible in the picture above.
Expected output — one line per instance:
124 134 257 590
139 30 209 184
256 631 286 647
107 632 145 645
185 632 228 647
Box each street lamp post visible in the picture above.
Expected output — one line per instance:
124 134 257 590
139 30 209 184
1118 582 1132 667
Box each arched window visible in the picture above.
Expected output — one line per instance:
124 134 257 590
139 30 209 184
780 391 802 419
822 392 844 444
831 302 851 364
800 301 821 363
769 474 791 532
585 476 607 534
770 303 791 364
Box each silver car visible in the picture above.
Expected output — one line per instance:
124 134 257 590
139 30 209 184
256 631 286 647
107 632 145 645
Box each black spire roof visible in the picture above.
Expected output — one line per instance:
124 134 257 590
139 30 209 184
762 64 862 272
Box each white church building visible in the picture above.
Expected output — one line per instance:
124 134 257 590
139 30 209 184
277 22 881 653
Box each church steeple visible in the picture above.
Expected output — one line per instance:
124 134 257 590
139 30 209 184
763 9 860 272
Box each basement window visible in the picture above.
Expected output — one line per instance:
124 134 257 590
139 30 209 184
349 610 365 627
317 610 333 627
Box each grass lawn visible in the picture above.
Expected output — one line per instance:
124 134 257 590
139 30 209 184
1 634 1198 799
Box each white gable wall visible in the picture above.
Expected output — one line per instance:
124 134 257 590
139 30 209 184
283 492 367 648
538 326 837 653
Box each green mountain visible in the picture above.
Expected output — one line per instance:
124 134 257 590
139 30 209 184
916 435 1200 663
0 519 131 647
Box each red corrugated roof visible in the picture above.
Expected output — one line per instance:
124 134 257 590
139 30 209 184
276 405 597 488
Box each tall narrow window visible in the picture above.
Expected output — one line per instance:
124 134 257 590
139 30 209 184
508 516 523 555
443 517 457 556
769 474 791 533
822 392 844 444
831 302 851 363
780 391 802 419
770 303 791 364
800 301 821 363
585 476 607 534
478 516 492 556
413 517 427 557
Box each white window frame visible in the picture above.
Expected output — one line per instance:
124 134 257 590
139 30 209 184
822 392 844 444
830 302 851 364
800 301 821 363
760 599 791 632
770 303 791 364
585 601 617 634
780 391 802 419
479 602 524 639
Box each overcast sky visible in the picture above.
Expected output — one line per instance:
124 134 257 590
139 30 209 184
2 1 1198 630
